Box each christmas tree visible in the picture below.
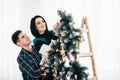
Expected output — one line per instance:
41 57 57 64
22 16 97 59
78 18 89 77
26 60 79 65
43 10 88 80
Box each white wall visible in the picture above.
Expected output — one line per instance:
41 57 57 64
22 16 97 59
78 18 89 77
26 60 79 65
0 0 120 80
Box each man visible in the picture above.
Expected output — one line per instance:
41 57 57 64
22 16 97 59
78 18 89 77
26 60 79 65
11 30 46 80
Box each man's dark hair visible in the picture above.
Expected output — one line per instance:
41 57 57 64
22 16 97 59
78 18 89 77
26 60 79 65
11 30 22 45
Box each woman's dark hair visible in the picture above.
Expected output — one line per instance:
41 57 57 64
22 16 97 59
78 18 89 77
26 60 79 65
30 15 49 37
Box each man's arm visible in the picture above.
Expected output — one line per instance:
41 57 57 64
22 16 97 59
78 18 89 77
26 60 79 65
17 57 41 78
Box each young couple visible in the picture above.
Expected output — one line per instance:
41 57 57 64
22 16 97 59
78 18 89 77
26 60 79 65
11 15 59 80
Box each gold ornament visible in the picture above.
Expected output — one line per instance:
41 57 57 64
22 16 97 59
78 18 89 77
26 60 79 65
58 47 66 58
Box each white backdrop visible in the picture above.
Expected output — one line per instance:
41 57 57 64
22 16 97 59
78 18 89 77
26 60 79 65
0 0 120 80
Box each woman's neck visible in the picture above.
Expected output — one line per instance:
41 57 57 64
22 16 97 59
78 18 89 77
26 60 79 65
39 31 45 35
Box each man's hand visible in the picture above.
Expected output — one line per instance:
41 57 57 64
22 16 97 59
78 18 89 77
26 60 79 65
41 71 47 77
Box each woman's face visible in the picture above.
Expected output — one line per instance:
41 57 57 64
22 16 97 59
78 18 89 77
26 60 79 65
35 17 46 34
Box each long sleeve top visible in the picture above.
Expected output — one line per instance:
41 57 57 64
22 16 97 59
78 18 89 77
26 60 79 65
33 30 58 52
17 46 42 80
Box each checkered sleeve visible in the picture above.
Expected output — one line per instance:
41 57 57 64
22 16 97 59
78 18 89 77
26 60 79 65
17 57 41 78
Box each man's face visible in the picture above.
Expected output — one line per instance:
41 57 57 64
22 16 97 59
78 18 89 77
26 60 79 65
17 32 31 47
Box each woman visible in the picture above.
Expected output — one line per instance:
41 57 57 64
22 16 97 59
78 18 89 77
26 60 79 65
30 15 58 52
30 15 59 80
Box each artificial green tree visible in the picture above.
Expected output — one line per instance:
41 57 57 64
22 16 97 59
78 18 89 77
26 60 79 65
45 10 88 80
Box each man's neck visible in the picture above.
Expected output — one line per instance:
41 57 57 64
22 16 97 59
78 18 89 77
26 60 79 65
22 45 32 52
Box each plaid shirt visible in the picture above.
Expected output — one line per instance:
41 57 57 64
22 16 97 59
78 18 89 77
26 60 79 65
17 46 42 80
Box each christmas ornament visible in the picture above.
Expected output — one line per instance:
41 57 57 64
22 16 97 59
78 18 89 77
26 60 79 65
58 47 66 58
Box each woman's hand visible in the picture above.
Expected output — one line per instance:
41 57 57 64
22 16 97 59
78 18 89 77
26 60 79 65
53 22 59 36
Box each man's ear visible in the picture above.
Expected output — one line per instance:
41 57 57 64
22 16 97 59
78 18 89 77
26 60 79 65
16 41 21 46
